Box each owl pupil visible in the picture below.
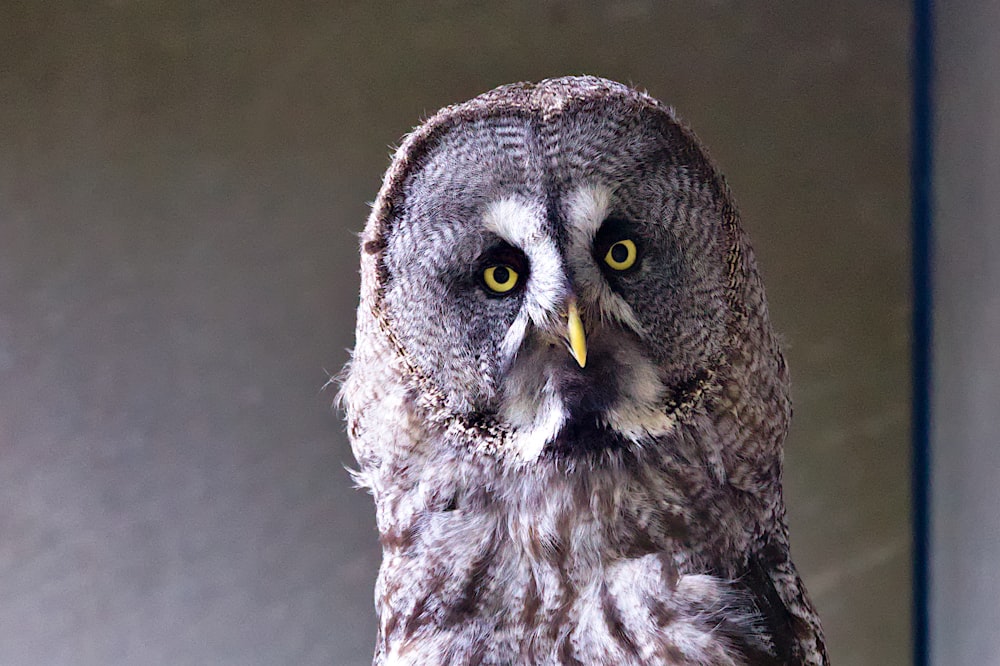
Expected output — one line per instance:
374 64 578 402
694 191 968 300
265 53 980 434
611 243 629 263
493 266 510 283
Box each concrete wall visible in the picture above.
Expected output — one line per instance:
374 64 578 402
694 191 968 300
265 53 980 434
932 3 1000 664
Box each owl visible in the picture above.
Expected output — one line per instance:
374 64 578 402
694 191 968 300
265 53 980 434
341 76 828 665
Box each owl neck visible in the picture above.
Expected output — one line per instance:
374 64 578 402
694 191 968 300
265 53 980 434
346 335 794 661
369 427 786 663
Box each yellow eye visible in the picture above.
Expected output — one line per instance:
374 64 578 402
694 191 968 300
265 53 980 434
604 239 638 271
483 264 520 293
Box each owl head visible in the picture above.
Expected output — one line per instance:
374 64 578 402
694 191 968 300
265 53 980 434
345 75 788 485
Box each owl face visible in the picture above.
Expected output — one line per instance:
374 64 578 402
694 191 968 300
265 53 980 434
380 101 737 461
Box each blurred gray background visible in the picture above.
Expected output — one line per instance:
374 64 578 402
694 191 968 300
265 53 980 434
0 2 911 664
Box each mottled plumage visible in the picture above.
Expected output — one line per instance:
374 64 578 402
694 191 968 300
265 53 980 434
342 76 827 665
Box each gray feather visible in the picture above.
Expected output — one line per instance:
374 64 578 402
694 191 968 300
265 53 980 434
342 76 827 666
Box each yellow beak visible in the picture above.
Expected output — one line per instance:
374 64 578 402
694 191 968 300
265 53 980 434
567 297 587 368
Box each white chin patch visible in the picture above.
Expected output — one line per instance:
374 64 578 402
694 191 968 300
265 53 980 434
500 348 677 460
602 344 677 442
603 405 678 443
501 371 567 462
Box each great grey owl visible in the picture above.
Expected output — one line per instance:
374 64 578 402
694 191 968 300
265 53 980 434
341 76 827 665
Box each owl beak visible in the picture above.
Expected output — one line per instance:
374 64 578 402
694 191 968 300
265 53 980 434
566 297 587 368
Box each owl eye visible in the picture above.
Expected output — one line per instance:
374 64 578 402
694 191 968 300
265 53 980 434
482 264 520 294
604 239 638 271
593 218 642 275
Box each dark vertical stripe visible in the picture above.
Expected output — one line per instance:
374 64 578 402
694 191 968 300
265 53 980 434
442 538 500 626
521 573 541 627
600 583 641 659
558 634 585 666
911 1 934 665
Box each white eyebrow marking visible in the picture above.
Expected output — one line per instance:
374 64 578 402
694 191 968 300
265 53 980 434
481 196 567 324
483 199 569 460
482 197 545 247
565 183 613 248
562 183 645 334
